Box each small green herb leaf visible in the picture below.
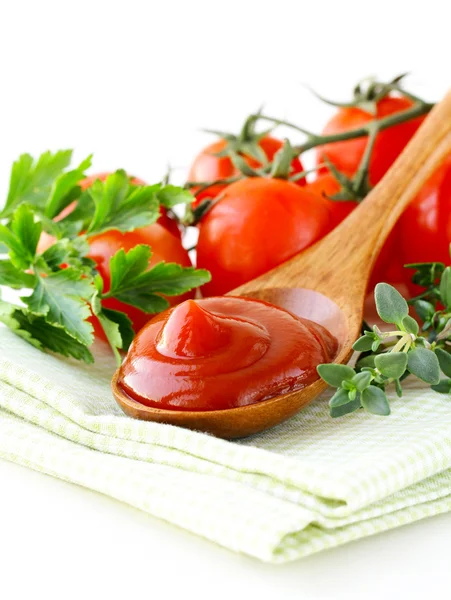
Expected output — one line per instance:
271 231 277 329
407 347 441 385
395 378 403 397
329 388 353 407
440 267 451 309
402 315 419 336
431 379 451 394
23 269 95 346
374 352 408 379
352 370 373 391
356 355 376 369
435 348 451 379
317 363 355 388
330 396 362 418
375 283 409 325
414 299 435 323
361 385 391 415
348 388 357 401
353 335 374 352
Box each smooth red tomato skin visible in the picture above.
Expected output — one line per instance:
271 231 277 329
88 224 193 332
317 96 425 186
398 159 451 294
400 160 451 265
156 208 181 239
196 178 331 297
189 136 305 205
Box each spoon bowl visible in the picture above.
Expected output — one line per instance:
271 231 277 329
113 288 347 438
113 90 451 438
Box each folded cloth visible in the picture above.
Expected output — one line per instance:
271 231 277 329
1 326 451 563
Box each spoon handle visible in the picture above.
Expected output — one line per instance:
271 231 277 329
323 88 451 282
243 88 451 306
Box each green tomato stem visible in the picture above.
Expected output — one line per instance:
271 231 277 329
250 100 433 156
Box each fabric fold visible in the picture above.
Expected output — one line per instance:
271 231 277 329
1 327 451 562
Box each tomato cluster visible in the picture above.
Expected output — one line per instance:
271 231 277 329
191 92 450 298
41 81 451 339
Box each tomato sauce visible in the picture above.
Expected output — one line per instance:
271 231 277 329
117 297 337 411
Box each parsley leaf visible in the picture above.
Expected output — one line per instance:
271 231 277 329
0 150 211 365
0 301 94 363
39 236 94 273
1 150 73 218
157 185 194 209
0 204 42 269
105 245 211 313
54 190 95 238
102 308 134 350
45 155 92 219
22 268 95 346
133 261 212 295
0 260 36 289
96 308 134 365
85 171 161 235
90 281 135 364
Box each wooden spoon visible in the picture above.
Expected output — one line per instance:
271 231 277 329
113 90 451 439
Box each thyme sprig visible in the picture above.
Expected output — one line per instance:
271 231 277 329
318 259 451 417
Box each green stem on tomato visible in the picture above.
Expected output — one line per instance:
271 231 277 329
185 176 243 196
352 122 379 192
248 101 434 155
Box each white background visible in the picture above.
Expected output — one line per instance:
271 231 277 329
1 1 451 598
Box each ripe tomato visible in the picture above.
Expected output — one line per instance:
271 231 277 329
188 136 305 205
196 177 330 296
89 224 194 333
399 158 451 294
79 172 181 238
304 172 403 290
316 96 425 186
304 173 356 230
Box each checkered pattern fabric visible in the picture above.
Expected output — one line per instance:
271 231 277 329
1 327 451 563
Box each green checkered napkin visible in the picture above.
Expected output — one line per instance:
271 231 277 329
1 326 451 563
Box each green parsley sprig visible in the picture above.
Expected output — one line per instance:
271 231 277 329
0 150 210 365
318 259 451 417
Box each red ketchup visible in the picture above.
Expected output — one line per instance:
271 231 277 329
117 297 337 411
